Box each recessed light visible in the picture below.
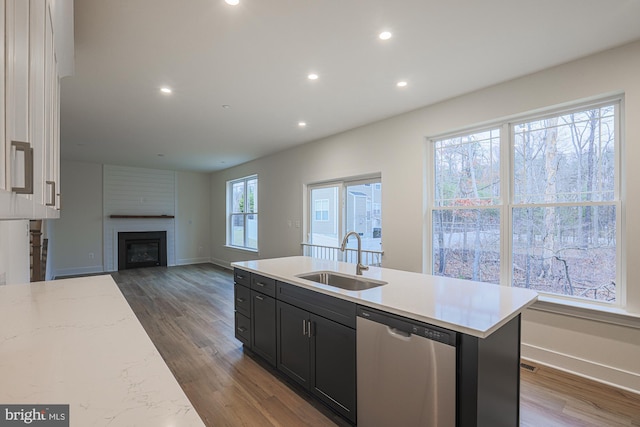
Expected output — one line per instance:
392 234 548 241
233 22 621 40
160 87 172 94
298 121 307 127
222 104 231 109
225 0 239 5
307 73 319 80
379 31 392 40
397 81 408 88
158 153 165 157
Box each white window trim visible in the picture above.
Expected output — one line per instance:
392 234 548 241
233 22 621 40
226 174 258 251
426 95 625 314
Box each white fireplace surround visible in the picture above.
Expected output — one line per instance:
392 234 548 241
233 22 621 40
103 165 177 272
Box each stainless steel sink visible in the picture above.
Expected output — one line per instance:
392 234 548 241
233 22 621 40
296 271 387 291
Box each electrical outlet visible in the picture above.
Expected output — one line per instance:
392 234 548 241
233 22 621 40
89 252 95 259
295 220 300 228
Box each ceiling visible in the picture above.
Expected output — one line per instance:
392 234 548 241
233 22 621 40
60 0 640 172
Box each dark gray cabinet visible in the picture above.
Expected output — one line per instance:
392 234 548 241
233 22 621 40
233 269 251 347
277 301 310 386
276 289 356 423
234 269 357 424
309 312 356 422
251 290 276 366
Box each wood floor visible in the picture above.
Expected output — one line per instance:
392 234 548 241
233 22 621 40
111 264 640 426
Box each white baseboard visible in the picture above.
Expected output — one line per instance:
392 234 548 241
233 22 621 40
210 257 233 270
54 265 105 279
522 342 640 395
175 257 211 266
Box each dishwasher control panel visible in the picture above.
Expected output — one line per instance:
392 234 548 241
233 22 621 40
358 305 457 346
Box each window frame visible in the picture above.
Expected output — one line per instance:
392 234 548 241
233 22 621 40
226 174 258 251
306 175 382 250
427 96 623 308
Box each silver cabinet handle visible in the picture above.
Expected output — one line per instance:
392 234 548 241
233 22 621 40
237 326 247 333
46 181 56 206
255 281 266 287
308 321 313 338
255 295 264 301
236 297 245 303
11 141 33 194
302 319 307 336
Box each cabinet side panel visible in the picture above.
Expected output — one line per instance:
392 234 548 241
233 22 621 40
477 315 521 427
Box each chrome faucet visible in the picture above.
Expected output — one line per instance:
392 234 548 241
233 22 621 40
340 231 369 276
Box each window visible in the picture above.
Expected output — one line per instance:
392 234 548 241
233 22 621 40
430 99 621 305
227 175 258 250
308 177 382 252
315 199 330 221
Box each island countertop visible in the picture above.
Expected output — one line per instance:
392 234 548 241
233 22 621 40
232 256 538 338
0 275 205 427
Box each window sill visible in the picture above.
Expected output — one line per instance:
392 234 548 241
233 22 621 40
224 245 259 254
530 295 640 329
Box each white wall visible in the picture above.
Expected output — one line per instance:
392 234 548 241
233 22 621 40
210 40 640 392
49 161 211 277
176 171 211 265
50 160 103 277
0 220 30 285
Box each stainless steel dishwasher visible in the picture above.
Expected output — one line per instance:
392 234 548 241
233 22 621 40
357 306 457 427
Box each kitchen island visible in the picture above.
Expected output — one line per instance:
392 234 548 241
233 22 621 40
0 275 205 426
232 256 538 426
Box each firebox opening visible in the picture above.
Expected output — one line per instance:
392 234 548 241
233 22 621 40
118 231 167 270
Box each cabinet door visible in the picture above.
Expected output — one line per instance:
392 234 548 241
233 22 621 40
29 0 47 217
310 314 357 423
44 0 59 216
277 301 310 388
3 0 34 218
251 291 276 366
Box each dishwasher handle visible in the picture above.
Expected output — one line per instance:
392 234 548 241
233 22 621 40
358 307 415 335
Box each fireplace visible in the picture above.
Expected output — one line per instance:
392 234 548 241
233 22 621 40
118 231 167 270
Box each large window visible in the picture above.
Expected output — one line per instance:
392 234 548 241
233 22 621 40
430 99 620 304
308 178 382 252
227 175 258 250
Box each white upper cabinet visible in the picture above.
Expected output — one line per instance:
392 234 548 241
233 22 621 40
0 0 70 220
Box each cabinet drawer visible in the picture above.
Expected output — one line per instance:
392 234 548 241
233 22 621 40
251 274 276 297
234 268 250 287
235 312 251 346
234 284 251 317
277 282 356 328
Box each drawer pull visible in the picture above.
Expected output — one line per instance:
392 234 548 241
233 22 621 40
255 282 266 287
236 275 245 280
236 297 245 303
255 295 264 301
302 319 307 336
237 326 247 333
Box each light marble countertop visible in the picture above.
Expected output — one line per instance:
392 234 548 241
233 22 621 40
232 256 538 338
0 275 205 427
